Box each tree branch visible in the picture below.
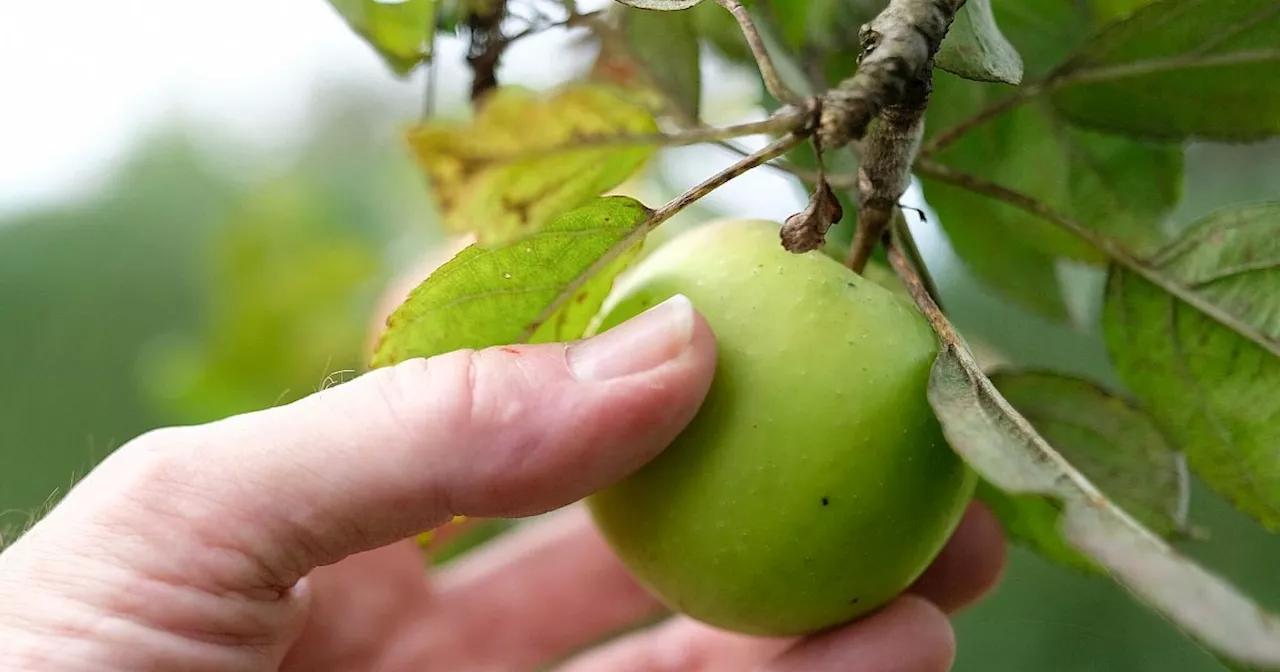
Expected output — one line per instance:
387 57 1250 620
419 1 441 120
914 159 1280 359
819 0 965 149
716 0 799 104
845 73 929 273
466 1 511 104
807 0 953 271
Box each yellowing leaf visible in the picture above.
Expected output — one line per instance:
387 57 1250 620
371 197 653 368
327 0 437 76
406 85 660 245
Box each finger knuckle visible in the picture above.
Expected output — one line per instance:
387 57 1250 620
363 356 456 444
898 596 957 672
102 426 204 502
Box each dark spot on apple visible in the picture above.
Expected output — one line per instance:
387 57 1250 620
821 497 830 507
849 597 859 605
847 282 857 288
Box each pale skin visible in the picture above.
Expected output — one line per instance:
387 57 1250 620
0 247 1006 672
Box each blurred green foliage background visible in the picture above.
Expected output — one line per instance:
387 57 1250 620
3 59 1280 672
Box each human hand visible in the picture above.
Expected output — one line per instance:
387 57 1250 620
0 250 1005 672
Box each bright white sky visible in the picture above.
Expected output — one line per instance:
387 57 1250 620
0 0 501 216
0 0 944 252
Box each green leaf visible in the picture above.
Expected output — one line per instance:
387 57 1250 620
371 197 652 368
924 74 1184 315
1103 203 1280 530
929 333 1280 671
936 0 1025 85
406 84 659 245
326 0 437 76
987 0 1087 78
1051 0 1280 141
921 0 1184 317
430 518 518 566
976 480 1100 573
623 6 702 121
591 3 703 122
926 189 1073 321
991 370 1190 538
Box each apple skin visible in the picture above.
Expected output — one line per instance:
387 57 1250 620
585 218 977 637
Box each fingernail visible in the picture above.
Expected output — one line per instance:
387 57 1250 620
568 294 696 381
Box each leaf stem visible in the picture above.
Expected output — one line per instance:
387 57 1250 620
519 133 807 341
716 0 800 104
649 133 808 227
500 111 810 163
914 159 1280 358
886 232 956 344
889 209 944 312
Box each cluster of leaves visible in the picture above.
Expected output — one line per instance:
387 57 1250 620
323 0 1280 669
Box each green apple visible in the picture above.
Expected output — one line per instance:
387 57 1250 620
585 218 977 637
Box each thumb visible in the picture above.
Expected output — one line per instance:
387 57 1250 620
21 294 715 591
